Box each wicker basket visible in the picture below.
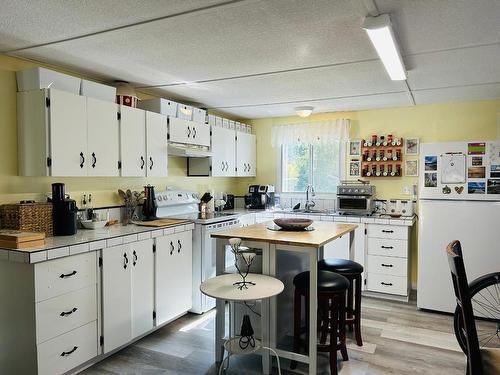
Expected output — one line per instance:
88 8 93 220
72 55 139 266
0 203 53 237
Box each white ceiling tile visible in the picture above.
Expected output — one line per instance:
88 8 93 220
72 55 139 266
412 83 500 105
215 92 414 118
406 44 500 90
12 0 376 85
377 0 500 54
144 60 407 107
0 0 227 51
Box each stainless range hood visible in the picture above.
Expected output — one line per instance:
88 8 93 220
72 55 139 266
167 144 213 158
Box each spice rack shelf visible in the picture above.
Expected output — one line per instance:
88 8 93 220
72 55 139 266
360 136 404 177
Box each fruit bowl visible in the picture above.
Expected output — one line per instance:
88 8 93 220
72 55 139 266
80 220 107 229
273 218 313 231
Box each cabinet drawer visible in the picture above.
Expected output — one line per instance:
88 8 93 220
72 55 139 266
35 252 97 302
367 224 408 240
367 273 408 296
367 255 407 277
36 285 97 344
37 320 97 375
367 238 408 258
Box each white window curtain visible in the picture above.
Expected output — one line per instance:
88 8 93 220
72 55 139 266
271 119 350 147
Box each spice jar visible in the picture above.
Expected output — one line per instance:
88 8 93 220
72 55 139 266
371 134 377 146
362 164 369 176
386 149 392 160
375 165 381 177
382 164 388 176
363 149 369 161
371 164 377 176
387 134 393 145
379 135 385 147
388 164 395 176
378 150 385 161
395 149 401 161
396 164 401 176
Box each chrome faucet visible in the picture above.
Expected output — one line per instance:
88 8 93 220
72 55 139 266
305 184 316 211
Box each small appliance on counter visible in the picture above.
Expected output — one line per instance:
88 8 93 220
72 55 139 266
244 185 275 209
51 183 78 236
387 199 414 217
142 185 158 221
336 180 376 215
224 194 235 210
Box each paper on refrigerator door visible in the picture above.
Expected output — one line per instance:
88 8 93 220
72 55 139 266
440 153 466 183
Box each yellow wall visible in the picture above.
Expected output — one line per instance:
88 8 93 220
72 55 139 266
250 101 500 286
0 54 247 206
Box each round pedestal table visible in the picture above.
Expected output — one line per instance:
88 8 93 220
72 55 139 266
200 273 284 375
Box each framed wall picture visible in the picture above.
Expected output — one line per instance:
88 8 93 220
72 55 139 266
349 140 361 156
349 160 361 177
406 138 420 155
405 159 418 176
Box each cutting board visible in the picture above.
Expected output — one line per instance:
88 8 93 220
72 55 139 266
0 230 45 249
132 219 191 227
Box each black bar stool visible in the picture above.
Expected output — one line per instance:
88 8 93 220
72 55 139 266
291 270 350 375
319 258 363 346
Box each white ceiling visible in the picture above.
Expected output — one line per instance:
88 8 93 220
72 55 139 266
1 0 500 118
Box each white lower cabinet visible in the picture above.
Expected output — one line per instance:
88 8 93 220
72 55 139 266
155 230 193 326
37 320 98 375
102 239 154 353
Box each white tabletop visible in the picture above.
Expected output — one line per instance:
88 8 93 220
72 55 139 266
200 273 284 301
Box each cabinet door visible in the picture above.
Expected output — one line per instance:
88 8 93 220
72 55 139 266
131 239 154 337
87 97 119 176
119 106 146 177
191 122 210 147
236 132 256 177
168 117 191 144
211 126 235 177
155 231 193 326
145 111 168 177
102 244 132 353
49 89 87 176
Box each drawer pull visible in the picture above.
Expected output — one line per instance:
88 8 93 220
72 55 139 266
381 282 393 286
60 346 78 356
124 253 128 269
59 270 77 279
381 263 393 268
170 241 174 255
132 250 137 266
177 239 182 253
381 246 394 249
60 307 78 317
382 230 394 233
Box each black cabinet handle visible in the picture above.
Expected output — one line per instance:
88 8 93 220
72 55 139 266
248 163 251 172
132 250 137 266
60 307 78 317
381 246 394 249
79 152 85 168
382 230 394 233
381 282 393 286
170 241 174 255
149 157 153 170
140 156 145 170
60 270 77 278
381 264 393 268
91 152 96 168
193 127 197 138
187 126 191 137
124 253 128 269
221 161 225 171
177 239 182 253
61 346 78 356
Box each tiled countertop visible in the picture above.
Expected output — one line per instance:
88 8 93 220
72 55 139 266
228 209 416 226
0 222 194 264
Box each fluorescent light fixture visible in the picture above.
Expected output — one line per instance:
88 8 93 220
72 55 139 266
363 14 407 81
294 106 314 118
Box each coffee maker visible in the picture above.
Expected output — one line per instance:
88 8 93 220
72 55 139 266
244 185 275 209
51 183 78 236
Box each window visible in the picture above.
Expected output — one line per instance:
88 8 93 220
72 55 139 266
281 142 342 193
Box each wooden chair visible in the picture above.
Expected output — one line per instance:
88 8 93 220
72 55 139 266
446 240 500 375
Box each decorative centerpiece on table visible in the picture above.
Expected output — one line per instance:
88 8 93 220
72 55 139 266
229 238 256 290
118 189 145 225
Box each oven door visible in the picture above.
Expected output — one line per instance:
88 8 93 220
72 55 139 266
337 195 370 213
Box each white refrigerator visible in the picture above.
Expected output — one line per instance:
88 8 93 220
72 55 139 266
417 141 500 313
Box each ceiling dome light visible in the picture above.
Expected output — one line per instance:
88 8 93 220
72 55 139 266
295 106 314 118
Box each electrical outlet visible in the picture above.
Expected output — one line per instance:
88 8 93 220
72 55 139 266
402 186 412 195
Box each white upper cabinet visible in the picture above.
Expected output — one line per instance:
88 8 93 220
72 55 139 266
236 131 256 177
169 117 210 147
145 111 168 177
86 97 119 176
211 126 236 177
119 106 146 177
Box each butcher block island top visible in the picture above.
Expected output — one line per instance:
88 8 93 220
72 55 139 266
211 221 357 247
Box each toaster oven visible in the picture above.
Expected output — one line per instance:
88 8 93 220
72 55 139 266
336 182 376 215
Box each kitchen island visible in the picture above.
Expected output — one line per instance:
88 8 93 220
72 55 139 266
212 221 357 375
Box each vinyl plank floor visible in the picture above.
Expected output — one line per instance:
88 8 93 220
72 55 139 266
82 296 466 374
